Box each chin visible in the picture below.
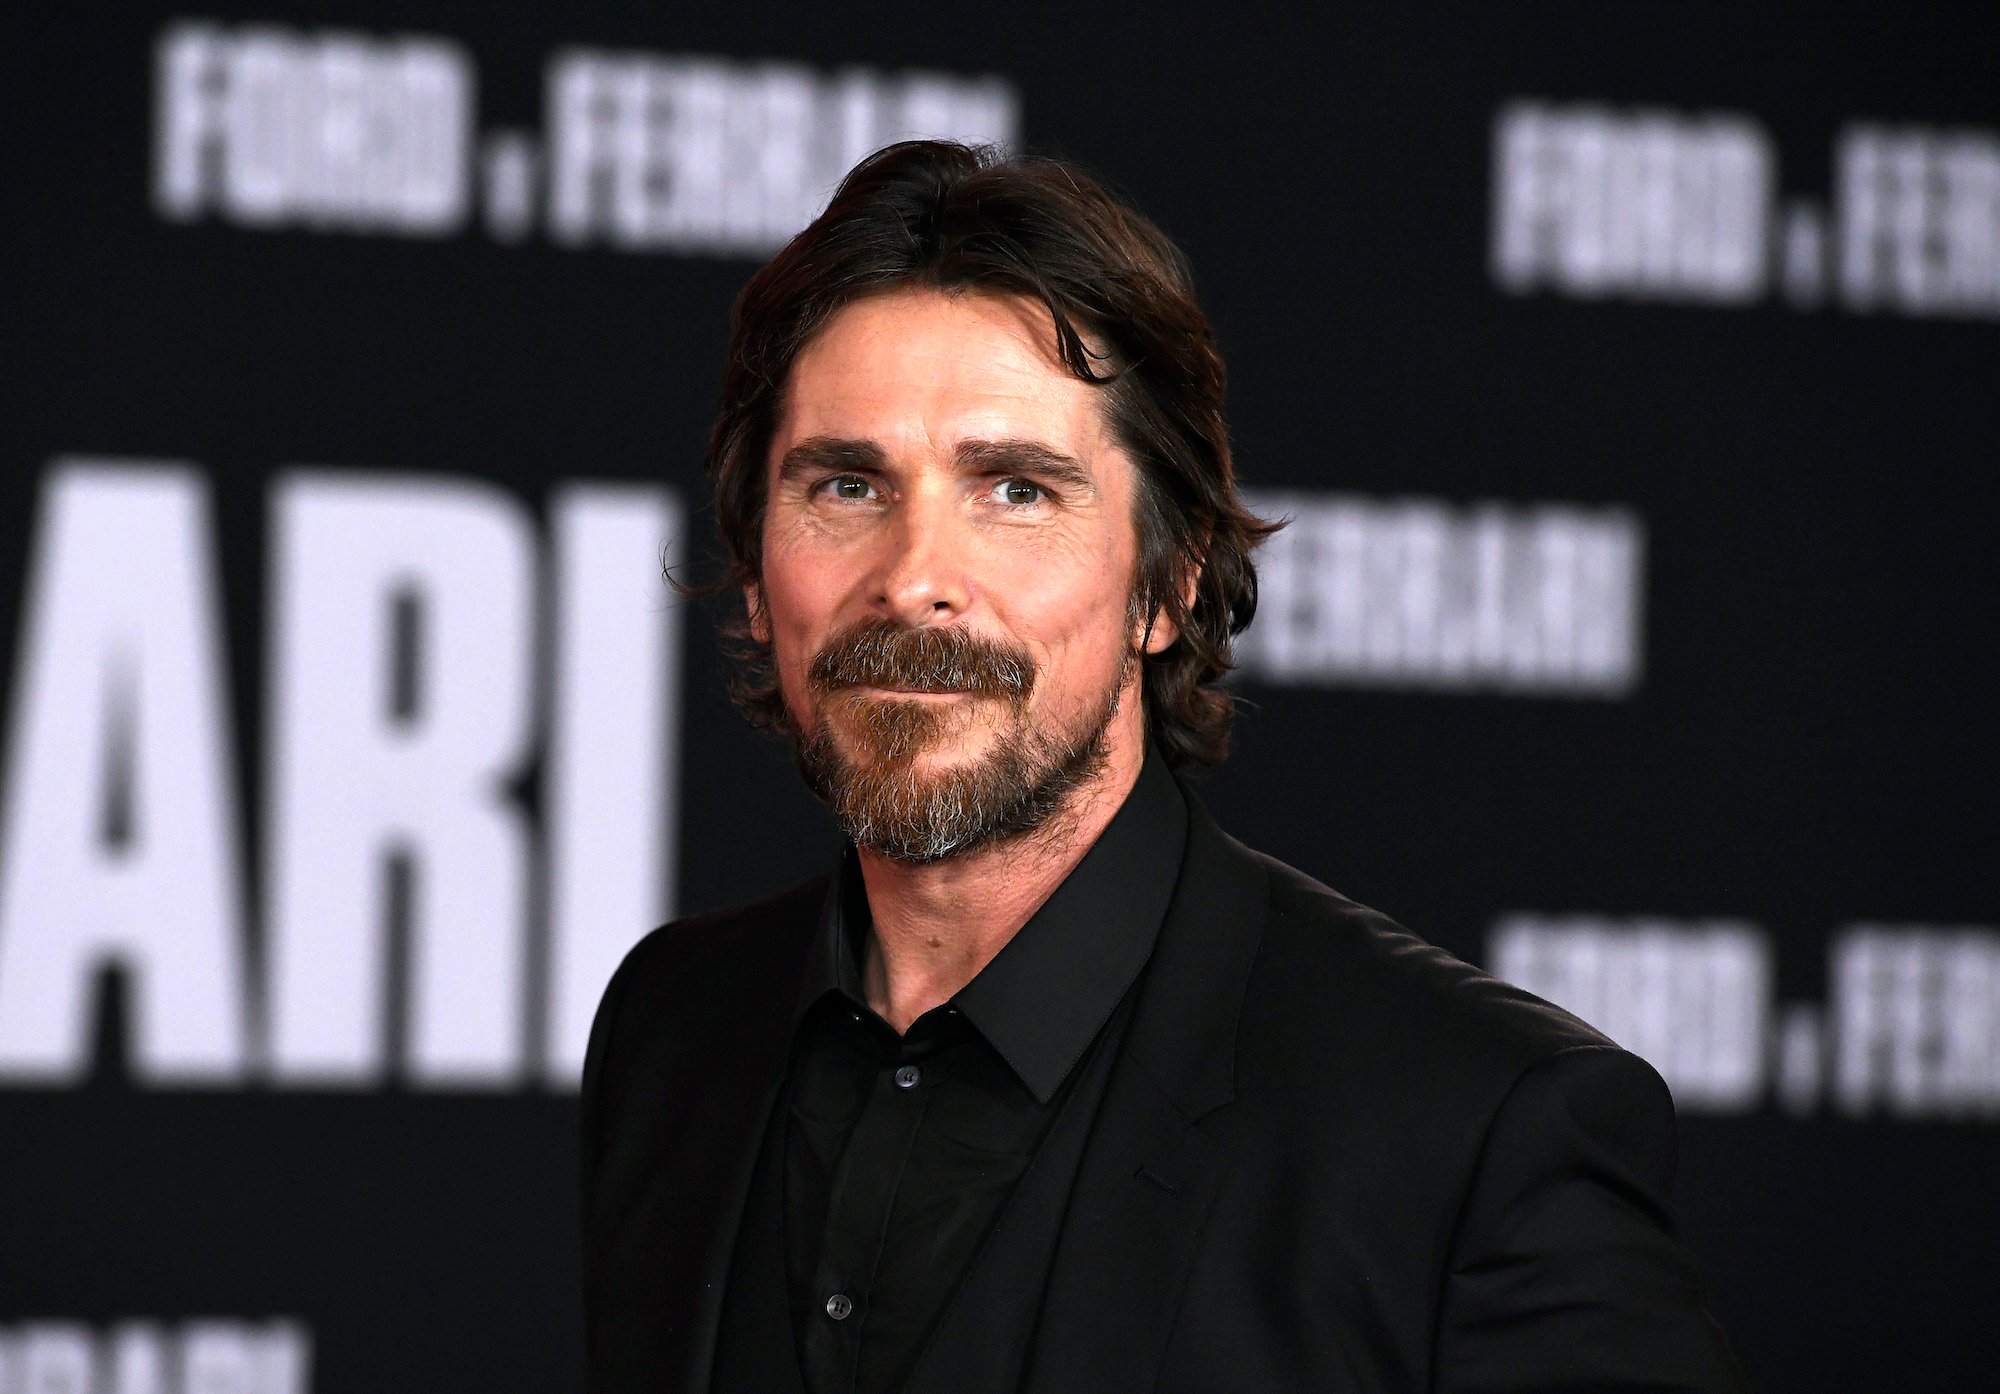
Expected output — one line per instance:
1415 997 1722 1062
826 692 1003 771
899 730 1003 777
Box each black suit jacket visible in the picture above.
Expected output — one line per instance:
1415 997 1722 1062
581 787 1746 1392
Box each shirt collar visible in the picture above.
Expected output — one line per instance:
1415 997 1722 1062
799 746 1190 1103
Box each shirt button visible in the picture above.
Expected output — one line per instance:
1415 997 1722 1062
894 1064 921 1089
825 1293 854 1321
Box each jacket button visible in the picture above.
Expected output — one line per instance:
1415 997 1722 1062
894 1065 921 1089
825 1293 854 1321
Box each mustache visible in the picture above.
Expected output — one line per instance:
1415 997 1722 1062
808 618 1035 701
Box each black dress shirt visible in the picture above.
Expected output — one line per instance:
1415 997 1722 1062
779 749 1188 1394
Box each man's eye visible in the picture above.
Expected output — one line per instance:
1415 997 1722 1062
992 478 1044 507
821 475 875 500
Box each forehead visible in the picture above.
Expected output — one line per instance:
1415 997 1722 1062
776 287 1112 455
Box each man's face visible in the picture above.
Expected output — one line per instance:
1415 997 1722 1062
752 287 1168 860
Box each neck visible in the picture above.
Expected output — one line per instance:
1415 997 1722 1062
855 701 1148 1034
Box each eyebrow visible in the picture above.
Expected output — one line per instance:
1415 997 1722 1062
955 439 1095 493
777 437 889 481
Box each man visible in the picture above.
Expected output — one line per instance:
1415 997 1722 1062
581 140 1745 1393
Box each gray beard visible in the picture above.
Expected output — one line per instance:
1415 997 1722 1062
795 670 1126 864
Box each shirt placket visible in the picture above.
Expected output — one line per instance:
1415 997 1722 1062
804 1030 943 1394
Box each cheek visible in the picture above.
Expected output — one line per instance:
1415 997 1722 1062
986 534 1137 681
759 536 847 682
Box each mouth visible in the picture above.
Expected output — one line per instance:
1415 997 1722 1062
850 684 980 701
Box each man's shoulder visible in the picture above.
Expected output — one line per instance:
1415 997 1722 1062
1228 843 1616 1089
581 872 828 1109
605 873 829 1010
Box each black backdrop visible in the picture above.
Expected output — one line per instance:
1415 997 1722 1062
4 5 1997 1391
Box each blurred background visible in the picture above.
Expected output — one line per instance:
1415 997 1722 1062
3 4 1996 1390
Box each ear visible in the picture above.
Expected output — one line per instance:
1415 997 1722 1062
744 581 772 644
1136 563 1203 656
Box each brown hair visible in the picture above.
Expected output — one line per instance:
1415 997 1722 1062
701 139 1279 769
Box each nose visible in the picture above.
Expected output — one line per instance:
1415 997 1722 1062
873 486 970 627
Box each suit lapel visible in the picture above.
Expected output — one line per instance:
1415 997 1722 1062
710 1085 811 1394
1024 791 1270 1394
670 1006 798 1394
1024 1060 1229 1394
587 883 822 1394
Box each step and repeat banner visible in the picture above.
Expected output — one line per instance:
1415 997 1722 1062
3 5 1995 1391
